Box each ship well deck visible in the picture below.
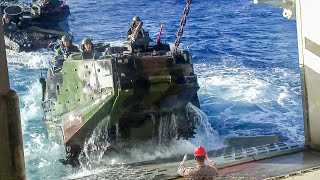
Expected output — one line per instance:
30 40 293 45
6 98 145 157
134 147 320 179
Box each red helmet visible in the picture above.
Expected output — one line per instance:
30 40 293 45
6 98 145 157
194 146 206 156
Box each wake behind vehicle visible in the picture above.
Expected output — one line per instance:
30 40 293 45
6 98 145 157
1 0 70 51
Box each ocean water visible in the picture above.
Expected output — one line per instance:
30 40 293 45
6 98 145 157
7 0 302 179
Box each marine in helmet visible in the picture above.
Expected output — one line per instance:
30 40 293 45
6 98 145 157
178 146 218 179
2 14 19 33
58 35 80 58
81 38 98 60
127 16 145 41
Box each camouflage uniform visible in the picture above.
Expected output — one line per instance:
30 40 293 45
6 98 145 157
127 16 144 40
127 24 144 40
178 161 218 180
82 51 98 60
58 44 79 57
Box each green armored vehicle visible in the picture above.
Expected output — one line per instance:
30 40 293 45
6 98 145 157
41 31 200 164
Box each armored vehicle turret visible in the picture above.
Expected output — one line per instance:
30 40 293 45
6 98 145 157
41 32 200 164
1 0 70 51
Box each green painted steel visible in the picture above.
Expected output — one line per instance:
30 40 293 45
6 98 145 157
42 38 200 164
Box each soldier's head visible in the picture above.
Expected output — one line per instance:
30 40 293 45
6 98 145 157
81 38 93 52
193 146 206 163
61 35 71 47
2 14 11 24
132 16 141 26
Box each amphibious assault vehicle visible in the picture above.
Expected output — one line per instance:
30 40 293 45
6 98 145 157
41 30 200 164
1 0 70 51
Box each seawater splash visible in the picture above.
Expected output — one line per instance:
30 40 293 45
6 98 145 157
78 117 111 169
158 112 177 144
20 82 43 129
66 103 224 179
187 103 226 151
19 81 69 179
76 103 223 166
7 49 53 69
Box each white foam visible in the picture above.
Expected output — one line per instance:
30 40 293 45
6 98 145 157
17 78 69 179
6 49 53 69
20 82 43 130
195 56 303 142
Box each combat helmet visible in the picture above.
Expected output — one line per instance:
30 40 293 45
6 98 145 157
132 16 140 22
82 38 92 45
61 35 71 42
81 38 93 52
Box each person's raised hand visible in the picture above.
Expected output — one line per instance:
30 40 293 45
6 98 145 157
183 154 188 162
205 154 210 161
